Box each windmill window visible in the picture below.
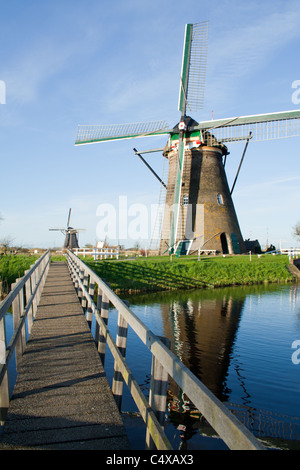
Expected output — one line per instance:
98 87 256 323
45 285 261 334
217 193 224 205
183 195 189 206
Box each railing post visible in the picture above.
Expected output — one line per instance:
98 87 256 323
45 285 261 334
74 264 79 294
112 300 129 410
24 269 33 335
0 316 9 425
94 287 101 344
37 261 42 305
79 269 84 304
12 280 25 370
34 262 41 306
146 336 170 450
82 271 88 310
69 257 76 285
31 270 37 318
98 291 109 364
86 276 94 329
19 284 26 354
40 254 48 293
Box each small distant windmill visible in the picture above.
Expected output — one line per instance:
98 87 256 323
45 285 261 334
49 208 85 250
75 22 300 256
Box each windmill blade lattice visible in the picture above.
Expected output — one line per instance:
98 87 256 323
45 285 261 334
67 208 72 227
75 121 171 145
179 21 208 116
195 110 300 144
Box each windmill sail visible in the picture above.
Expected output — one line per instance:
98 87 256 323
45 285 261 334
75 121 171 145
67 208 72 227
178 22 208 116
194 109 300 144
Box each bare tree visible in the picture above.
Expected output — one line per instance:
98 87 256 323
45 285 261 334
134 241 140 253
293 222 300 241
0 236 14 255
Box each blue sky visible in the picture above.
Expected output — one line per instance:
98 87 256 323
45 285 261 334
0 0 300 249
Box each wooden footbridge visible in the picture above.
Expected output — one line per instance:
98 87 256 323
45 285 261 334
0 251 265 450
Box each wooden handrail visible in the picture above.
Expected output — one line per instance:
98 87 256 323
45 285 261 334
66 250 265 451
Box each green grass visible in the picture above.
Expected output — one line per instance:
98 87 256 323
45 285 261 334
81 254 295 293
0 254 39 296
1 253 294 298
0 253 66 298
50 255 67 262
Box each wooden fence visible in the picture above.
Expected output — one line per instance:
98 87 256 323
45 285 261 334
74 247 119 260
0 250 51 424
67 250 265 450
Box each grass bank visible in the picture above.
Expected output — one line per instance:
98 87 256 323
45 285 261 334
82 254 295 294
0 254 39 297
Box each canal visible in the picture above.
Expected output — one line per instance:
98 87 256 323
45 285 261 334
103 283 300 450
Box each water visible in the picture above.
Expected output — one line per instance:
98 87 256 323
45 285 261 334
2 283 300 449
103 283 300 449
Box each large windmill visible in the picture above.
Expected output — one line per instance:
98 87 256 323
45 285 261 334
75 22 300 256
49 208 84 250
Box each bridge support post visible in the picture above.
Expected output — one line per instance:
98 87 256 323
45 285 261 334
24 270 33 335
98 291 109 365
81 272 89 323
112 301 129 410
0 316 9 426
12 280 26 371
86 280 95 329
36 262 43 305
74 265 79 293
77 269 84 305
94 288 101 345
146 336 170 450
31 270 38 318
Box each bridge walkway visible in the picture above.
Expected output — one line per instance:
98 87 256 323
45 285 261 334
0 262 130 450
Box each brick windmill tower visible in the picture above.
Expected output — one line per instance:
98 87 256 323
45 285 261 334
75 22 300 256
159 116 245 256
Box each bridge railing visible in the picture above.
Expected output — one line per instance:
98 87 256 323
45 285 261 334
0 250 51 424
66 250 265 451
